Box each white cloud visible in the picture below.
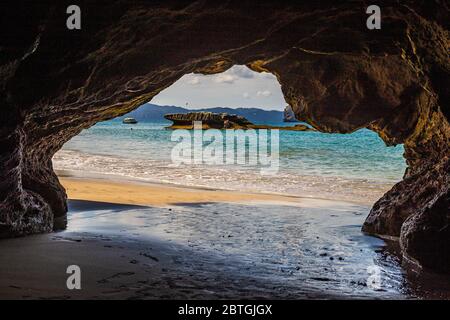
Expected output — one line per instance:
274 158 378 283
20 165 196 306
187 76 201 85
228 65 254 79
214 73 235 84
256 90 272 97
151 65 286 110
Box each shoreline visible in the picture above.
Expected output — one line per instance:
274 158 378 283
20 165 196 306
57 169 373 207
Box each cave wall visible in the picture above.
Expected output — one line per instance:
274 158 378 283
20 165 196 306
0 1 448 272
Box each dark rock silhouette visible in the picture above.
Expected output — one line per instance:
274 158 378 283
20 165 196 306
164 112 253 129
0 1 448 272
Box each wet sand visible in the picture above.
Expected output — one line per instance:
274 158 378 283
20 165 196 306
0 179 449 300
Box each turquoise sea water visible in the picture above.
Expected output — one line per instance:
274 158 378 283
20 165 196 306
54 120 406 203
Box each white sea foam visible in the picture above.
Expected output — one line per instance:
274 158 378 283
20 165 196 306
53 148 397 204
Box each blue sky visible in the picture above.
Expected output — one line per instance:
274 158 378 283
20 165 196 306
151 65 287 111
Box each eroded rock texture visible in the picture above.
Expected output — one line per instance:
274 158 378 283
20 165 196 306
0 1 448 272
164 112 253 129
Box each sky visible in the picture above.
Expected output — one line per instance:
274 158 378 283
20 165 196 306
150 65 287 111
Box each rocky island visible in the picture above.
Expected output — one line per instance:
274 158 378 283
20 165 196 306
164 112 314 131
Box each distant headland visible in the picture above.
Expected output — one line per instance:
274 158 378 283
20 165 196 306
119 103 294 124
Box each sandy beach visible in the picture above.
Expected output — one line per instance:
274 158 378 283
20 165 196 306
59 176 313 208
0 176 449 300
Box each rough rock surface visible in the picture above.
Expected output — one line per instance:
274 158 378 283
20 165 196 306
0 1 448 272
164 112 253 129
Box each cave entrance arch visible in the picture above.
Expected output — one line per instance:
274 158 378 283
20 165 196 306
55 64 407 219
1 2 448 273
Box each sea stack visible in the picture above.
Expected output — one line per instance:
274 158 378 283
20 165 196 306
283 105 298 122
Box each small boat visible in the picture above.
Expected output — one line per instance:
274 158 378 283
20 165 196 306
123 117 138 124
